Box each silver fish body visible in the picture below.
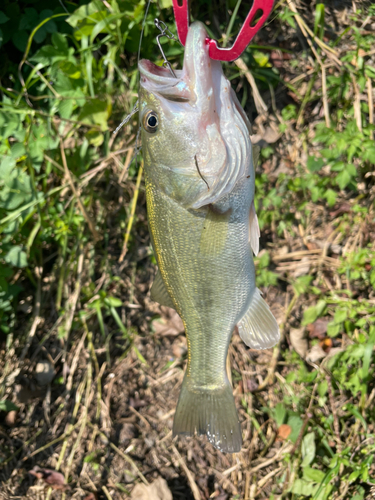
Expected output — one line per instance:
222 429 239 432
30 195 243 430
139 22 279 453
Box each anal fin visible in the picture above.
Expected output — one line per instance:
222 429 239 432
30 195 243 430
150 270 175 310
238 288 279 349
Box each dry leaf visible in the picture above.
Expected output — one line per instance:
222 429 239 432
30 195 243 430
276 424 292 441
307 318 329 340
172 337 187 358
306 344 327 363
151 308 184 336
131 477 172 500
289 328 308 358
29 466 67 490
83 493 99 500
293 257 311 278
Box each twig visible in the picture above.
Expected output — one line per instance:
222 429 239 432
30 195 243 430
21 422 80 461
234 58 268 115
59 138 100 242
19 266 42 361
66 330 88 393
286 0 341 67
119 147 135 183
119 161 144 262
55 377 87 472
247 443 293 475
351 74 362 132
321 64 331 128
254 293 297 391
102 486 114 500
260 467 283 489
2 429 43 466
326 375 342 453
62 249 85 368
172 444 201 500
88 422 149 485
128 405 151 430
367 77 374 140
273 248 322 261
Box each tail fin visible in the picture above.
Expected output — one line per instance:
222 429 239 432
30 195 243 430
173 377 242 453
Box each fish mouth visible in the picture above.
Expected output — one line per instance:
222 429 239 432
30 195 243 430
139 60 192 102
139 21 213 104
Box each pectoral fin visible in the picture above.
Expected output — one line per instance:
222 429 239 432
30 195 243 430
199 205 231 256
150 270 175 310
238 288 279 349
249 201 260 256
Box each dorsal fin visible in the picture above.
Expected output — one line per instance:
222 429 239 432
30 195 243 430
249 201 260 256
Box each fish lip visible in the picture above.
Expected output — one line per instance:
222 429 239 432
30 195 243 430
139 59 192 102
139 59 182 84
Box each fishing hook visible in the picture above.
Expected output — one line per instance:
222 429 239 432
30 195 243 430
154 18 181 78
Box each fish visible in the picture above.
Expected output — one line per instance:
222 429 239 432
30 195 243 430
139 21 279 453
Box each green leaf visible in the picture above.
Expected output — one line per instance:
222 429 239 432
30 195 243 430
52 32 68 51
301 432 316 466
105 296 122 307
287 414 303 442
10 143 26 160
273 403 287 427
335 169 352 190
11 30 29 52
78 98 111 130
307 156 324 172
302 300 326 326
0 11 10 24
363 147 375 164
5 246 28 268
0 400 19 412
334 308 347 323
324 189 337 207
365 65 375 79
303 466 325 483
289 479 315 496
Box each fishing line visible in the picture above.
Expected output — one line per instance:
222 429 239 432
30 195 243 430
113 0 152 137
137 0 153 68
58 0 69 14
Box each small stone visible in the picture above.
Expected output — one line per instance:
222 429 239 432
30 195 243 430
119 423 136 444
35 361 54 386
5 410 18 427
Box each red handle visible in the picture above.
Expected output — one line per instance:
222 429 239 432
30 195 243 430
172 0 275 62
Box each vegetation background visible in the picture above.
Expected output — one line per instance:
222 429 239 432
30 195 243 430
0 0 375 499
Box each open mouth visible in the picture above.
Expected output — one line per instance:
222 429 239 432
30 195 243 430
139 59 191 102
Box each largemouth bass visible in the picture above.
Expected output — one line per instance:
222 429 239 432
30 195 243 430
139 21 279 453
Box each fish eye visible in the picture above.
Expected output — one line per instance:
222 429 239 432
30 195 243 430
143 110 158 133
